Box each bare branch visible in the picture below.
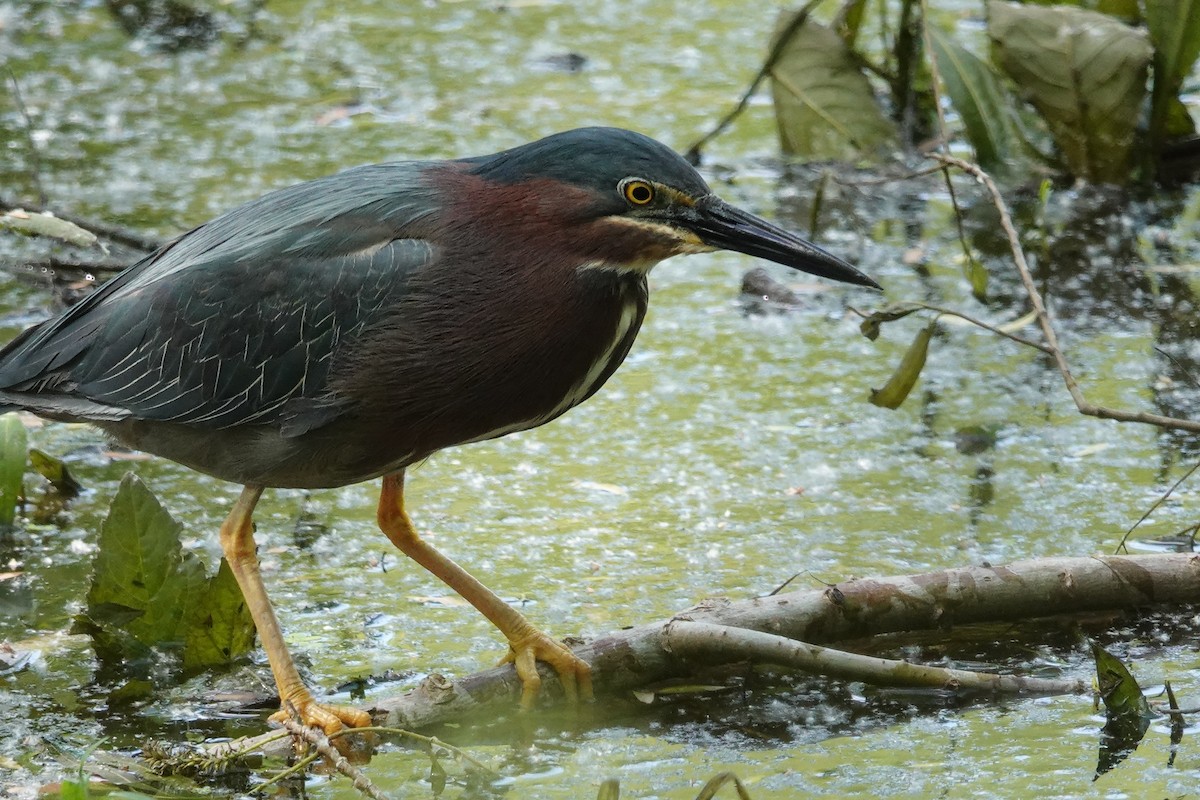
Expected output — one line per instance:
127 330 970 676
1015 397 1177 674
932 154 1200 433
368 553 1200 729
662 620 1086 695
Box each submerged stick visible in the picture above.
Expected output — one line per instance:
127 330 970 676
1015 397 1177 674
370 553 1200 729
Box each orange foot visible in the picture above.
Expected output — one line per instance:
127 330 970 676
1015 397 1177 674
500 629 594 709
269 699 373 751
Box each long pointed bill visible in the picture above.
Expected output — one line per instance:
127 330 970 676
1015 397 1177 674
690 196 880 289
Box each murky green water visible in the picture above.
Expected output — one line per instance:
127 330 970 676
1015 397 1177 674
3 1 1200 797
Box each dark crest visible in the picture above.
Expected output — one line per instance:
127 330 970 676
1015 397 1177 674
464 127 711 198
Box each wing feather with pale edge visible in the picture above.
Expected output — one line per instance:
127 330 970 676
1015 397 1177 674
0 161 439 433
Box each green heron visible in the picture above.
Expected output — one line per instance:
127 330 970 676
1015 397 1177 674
0 127 877 736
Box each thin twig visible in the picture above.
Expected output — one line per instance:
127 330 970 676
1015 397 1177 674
252 751 321 794
663 620 1087 695
1115 459 1200 554
932 154 1200 433
1154 345 1200 389
849 302 1054 354
279 716 389 800
326 726 497 778
917 9 976 285
1152 703 1200 715
5 69 47 207
831 163 947 186
682 0 825 161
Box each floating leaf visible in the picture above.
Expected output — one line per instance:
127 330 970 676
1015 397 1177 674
79 474 206 661
988 1 1153 183
869 321 934 409
182 557 255 671
0 209 98 248
597 779 620 800
0 414 27 527
929 28 1025 175
29 448 83 497
770 10 896 159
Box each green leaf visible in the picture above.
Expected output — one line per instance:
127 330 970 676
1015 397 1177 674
988 1 1153 183
1164 96 1197 138
835 0 868 47
1146 0 1200 151
1145 0 1200 92
0 413 27 527
83 474 206 657
1037 177 1053 209
58 778 89 800
869 321 934 409
1090 640 1153 733
1091 640 1153 777
182 557 255 671
770 11 897 159
29 448 83 497
929 29 1025 175
596 779 620 800
964 255 988 302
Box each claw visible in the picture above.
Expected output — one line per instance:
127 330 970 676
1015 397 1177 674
269 699 373 753
500 630 594 709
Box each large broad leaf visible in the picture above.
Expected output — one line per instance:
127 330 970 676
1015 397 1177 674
770 10 896 159
929 28 1026 176
182 557 255 671
81 473 206 659
78 474 255 670
988 1 1152 183
1146 0 1200 147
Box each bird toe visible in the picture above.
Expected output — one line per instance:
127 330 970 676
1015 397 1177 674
501 630 593 708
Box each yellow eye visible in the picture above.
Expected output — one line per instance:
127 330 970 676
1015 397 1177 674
622 180 654 205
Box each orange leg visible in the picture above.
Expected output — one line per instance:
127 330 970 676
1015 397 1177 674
219 485 371 737
377 470 593 708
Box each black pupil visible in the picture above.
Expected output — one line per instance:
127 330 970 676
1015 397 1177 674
631 184 651 202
